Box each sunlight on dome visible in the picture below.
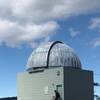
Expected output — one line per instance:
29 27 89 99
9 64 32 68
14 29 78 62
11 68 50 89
27 41 81 71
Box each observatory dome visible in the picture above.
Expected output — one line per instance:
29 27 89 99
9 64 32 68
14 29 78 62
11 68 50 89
27 41 81 71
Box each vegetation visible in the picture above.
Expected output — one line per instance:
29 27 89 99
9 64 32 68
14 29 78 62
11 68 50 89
94 95 100 100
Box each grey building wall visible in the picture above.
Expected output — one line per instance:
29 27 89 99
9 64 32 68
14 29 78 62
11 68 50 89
64 67 94 100
18 67 64 100
18 67 93 100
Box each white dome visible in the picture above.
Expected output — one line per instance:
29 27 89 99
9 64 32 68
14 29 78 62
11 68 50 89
27 41 81 72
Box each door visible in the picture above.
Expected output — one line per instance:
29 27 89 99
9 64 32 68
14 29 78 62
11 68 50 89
56 84 63 100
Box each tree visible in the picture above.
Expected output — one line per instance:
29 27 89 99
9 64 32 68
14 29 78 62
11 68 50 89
94 95 100 100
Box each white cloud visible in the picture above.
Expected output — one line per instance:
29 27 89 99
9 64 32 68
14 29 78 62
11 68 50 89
89 17 100 30
28 37 50 49
11 0 100 23
0 0 100 48
88 38 100 48
69 28 80 37
94 40 100 47
88 17 100 48
0 19 59 48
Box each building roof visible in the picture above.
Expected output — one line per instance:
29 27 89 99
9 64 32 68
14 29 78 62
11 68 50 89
0 97 17 100
27 41 81 72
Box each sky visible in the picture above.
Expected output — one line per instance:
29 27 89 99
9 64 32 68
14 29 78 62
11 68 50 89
0 0 100 98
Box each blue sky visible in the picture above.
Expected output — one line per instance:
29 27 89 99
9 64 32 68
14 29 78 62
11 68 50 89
0 0 100 98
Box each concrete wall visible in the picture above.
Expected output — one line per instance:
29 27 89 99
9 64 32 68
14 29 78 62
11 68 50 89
64 67 94 100
18 67 64 100
18 67 93 100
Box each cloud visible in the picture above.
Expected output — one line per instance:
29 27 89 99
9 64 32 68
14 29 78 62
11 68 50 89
11 0 100 23
89 17 100 30
0 19 59 48
69 28 80 37
87 38 100 48
88 17 100 48
0 0 100 48
94 40 100 47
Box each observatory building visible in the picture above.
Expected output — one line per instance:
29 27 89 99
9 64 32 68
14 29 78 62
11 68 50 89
18 41 93 100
